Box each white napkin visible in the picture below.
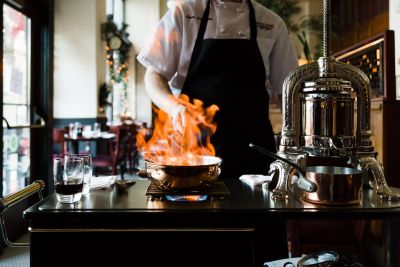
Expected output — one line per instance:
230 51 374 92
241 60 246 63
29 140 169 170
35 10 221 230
90 175 116 189
263 257 301 267
239 174 271 186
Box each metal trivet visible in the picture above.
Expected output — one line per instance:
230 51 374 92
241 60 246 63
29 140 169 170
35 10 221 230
146 182 230 201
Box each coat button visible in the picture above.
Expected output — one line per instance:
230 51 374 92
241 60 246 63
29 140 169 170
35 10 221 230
238 31 245 36
221 28 226 33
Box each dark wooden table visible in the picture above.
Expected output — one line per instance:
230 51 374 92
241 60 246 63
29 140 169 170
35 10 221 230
64 132 116 154
24 180 400 267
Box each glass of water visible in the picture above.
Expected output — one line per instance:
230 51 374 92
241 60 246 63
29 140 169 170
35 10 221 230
80 154 93 195
64 154 93 195
93 122 101 137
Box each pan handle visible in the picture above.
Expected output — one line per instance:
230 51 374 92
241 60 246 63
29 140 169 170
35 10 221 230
249 143 317 192
296 173 317 193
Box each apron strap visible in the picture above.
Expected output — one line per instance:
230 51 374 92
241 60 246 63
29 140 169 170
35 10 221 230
186 0 212 77
247 0 257 41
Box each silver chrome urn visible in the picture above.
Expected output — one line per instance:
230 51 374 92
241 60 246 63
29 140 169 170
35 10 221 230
267 0 399 201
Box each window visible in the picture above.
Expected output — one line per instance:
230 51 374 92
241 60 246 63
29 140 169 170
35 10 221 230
2 4 31 195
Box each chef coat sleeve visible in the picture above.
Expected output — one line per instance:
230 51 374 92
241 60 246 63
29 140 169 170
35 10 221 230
137 6 183 81
269 21 298 99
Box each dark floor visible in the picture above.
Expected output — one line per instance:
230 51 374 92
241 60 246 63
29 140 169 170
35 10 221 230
0 234 29 267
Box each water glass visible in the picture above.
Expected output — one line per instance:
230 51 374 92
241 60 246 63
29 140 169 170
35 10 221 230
64 154 93 195
54 157 84 204
68 123 74 137
93 122 101 136
81 154 93 195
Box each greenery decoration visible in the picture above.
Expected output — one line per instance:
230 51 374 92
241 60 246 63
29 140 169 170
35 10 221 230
105 45 129 115
297 30 312 62
98 82 112 114
102 14 132 119
256 0 323 62
256 0 302 33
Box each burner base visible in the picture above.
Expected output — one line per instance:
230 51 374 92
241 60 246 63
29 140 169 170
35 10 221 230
146 182 230 201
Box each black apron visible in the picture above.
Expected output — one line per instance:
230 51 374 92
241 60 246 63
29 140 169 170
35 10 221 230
181 0 276 179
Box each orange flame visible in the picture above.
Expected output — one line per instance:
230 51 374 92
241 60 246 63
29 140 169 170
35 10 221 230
136 94 219 166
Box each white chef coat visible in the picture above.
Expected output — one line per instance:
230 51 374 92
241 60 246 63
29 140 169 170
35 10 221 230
137 0 298 100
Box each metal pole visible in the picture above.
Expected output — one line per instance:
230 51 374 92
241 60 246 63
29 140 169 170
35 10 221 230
322 0 331 58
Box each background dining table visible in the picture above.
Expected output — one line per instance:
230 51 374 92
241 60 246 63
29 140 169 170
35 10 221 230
63 131 116 154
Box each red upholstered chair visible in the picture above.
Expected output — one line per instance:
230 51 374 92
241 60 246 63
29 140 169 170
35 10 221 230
53 128 67 159
92 125 130 178
121 121 140 173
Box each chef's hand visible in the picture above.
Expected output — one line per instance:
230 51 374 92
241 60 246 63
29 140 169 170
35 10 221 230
171 104 187 133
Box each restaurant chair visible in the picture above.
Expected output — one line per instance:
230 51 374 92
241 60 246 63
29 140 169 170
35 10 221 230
52 128 67 159
92 125 129 179
122 122 140 173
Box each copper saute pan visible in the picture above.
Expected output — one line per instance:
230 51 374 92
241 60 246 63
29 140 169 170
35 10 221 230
249 143 363 205
145 155 222 191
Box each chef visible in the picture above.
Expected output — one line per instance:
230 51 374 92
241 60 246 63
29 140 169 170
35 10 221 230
137 0 298 262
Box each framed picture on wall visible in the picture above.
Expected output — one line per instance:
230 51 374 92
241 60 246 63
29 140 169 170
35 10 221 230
333 30 396 101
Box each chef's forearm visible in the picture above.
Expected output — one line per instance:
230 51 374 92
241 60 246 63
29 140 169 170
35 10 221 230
144 67 179 115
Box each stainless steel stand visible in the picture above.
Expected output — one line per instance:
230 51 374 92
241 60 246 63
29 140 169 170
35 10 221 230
267 0 400 201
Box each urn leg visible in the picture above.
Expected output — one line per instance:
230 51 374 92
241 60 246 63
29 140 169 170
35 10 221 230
359 156 400 201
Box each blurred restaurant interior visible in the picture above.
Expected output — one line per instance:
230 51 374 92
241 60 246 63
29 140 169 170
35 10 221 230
1 0 400 266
